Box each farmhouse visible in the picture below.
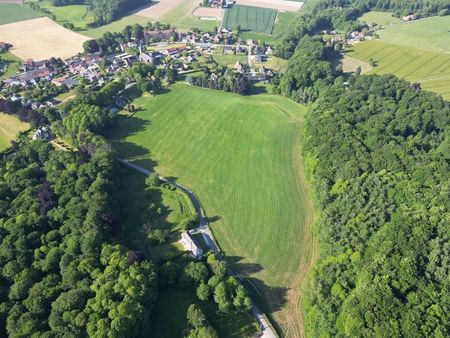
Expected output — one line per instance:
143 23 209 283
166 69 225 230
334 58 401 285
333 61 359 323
181 231 203 259
165 46 187 56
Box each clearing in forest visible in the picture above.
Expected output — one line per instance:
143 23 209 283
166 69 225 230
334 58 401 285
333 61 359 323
108 83 316 337
0 113 29 151
0 17 89 60
223 5 277 34
347 39 450 100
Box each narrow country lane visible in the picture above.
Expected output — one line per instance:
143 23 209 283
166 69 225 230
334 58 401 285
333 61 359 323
118 158 278 338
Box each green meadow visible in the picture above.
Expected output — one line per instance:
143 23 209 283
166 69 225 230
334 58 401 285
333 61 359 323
108 84 315 329
0 113 29 151
0 3 42 25
0 52 22 80
378 15 450 53
223 5 277 34
347 39 450 100
358 11 401 26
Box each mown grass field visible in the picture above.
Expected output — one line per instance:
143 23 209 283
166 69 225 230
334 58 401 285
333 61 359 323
358 11 401 26
347 39 450 100
378 15 450 53
223 5 277 34
108 84 315 336
0 113 29 151
0 3 42 25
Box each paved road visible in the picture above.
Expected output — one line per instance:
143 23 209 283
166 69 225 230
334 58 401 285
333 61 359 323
118 159 278 338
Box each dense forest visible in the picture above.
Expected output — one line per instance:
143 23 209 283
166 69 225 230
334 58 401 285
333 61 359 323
276 0 450 336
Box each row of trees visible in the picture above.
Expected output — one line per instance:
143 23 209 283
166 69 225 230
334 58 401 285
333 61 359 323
186 69 250 96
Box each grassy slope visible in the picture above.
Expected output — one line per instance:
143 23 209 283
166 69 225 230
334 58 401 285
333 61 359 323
108 84 315 335
37 0 91 30
0 3 42 25
0 113 30 151
358 11 401 26
348 39 450 100
0 52 22 80
378 16 450 53
223 5 277 34
82 15 150 38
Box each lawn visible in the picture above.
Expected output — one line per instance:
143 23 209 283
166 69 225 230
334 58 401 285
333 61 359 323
223 5 277 34
0 3 42 25
212 54 247 66
377 15 450 53
108 83 315 335
0 52 22 80
358 11 401 26
152 286 258 338
347 39 450 100
0 113 30 151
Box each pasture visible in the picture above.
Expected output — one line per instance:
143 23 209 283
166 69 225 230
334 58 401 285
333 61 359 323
223 5 277 34
378 15 450 53
0 113 29 151
358 11 401 26
0 3 42 25
0 52 22 79
37 0 91 30
347 39 450 100
0 17 89 60
239 11 298 45
108 84 315 336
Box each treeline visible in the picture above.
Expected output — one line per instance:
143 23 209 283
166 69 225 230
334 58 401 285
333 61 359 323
276 0 450 336
186 68 250 95
303 74 450 337
90 0 152 24
0 141 158 336
51 0 84 6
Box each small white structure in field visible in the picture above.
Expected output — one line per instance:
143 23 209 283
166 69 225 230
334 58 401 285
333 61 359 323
181 231 203 259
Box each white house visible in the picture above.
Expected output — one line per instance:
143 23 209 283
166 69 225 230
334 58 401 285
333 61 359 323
181 231 203 259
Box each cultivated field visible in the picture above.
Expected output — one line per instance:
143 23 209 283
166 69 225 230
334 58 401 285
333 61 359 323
0 17 89 60
223 5 277 34
136 0 185 19
378 15 450 53
0 113 29 151
108 84 315 337
192 6 222 20
347 39 450 100
236 0 303 12
0 3 42 25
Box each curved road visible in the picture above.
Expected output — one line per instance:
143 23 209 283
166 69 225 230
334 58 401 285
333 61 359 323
118 159 277 338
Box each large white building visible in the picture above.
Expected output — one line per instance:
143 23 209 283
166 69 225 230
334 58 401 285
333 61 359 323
181 231 203 259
